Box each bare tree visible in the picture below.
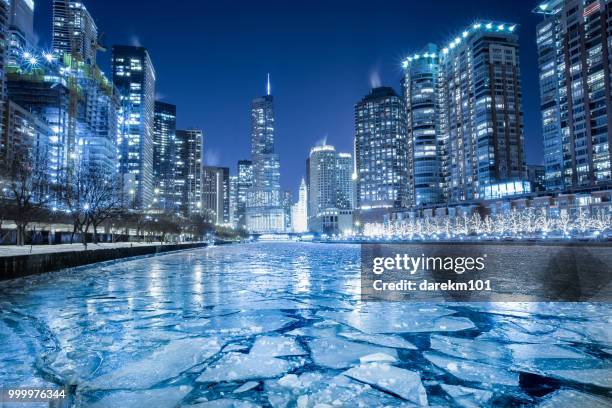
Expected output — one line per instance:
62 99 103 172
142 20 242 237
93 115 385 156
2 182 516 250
0 148 51 245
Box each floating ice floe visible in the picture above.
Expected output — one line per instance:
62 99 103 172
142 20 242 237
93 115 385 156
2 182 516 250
342 362 428 405
196 352 295 383
440 384 493 408
184 398 260 408
308 336 398 369
424 351 519 386
233 381 259 394
339 331 417 350
359 352 397 364
430 334 511 364
201 310 296 336
87 386 192 408
537 389 611 408
542 368 612 389
85 337 222 390
249 336 306 357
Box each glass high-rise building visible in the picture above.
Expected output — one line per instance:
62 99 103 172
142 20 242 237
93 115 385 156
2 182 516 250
402 43 443 206
245 75 286 233
202 166 230 225
438 22 526 202
174 129 203 216
291 178 308 233
8 0 35 66
536 0 611 190
52 0 98 65
153 101 176 212
236 159 253 228
354 86 409 221
112 45 156 209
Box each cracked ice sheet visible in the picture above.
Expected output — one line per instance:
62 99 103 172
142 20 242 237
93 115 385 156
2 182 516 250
184 399 259 408
195 310 296 336
440 384 493 408
87 386 192 408
265 372 412 408
85 337 222 390
338 331 417 350
342 363 428 405
424 351 519 386
196 352 300 383
308 336 398 369
537 389 612 407
249 336 306 357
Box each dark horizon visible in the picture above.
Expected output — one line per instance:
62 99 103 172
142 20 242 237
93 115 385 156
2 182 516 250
33 0 545 198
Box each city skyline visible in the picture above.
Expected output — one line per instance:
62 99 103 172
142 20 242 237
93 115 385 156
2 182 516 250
31 0 547 198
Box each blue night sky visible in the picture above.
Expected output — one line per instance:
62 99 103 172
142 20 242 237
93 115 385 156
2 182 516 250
34 0 544 198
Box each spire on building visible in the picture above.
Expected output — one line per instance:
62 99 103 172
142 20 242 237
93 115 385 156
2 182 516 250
266 73 271 96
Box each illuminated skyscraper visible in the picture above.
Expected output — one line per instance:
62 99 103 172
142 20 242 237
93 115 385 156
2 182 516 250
402 44 443 206
236 159 253 228
8 0 34 65
536 0 611 190
203 166 230 224
354 87 409 222
52 0 99 65
291 178 308 233
153 101 176 212
438 22 526 201
245 75 286 233
112 45 156 208
174 129 203 215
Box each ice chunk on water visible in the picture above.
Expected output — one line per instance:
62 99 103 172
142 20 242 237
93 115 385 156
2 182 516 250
196 352 293 382
319 308 474 334
185 399 259 408
342 362 428 405
88 386 192 408
359 352 397 364
339 331 417 350
424 351 519 386
249 336 306 357
308 336 398 369
201 310 296 336
430 334 511 363
543 368 612 389
537 389 611 407
440 384 493 408
233 381 259 393
85 337 222 390
508 343 588 362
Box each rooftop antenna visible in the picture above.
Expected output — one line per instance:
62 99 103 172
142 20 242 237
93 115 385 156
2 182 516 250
266 73 271 96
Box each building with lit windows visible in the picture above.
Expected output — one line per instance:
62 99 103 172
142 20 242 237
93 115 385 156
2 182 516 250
438 21 526 202
153 101 176 212
202 166 230 225
174 129 202 216
2 100 51 170
354 86 409 222
535 0 611 191
7 0 35 66
112 45 156 209
235 159 253 228
291 178 308 233
307 145 354 234
245 75 286 233
52 0 99 65
402 43 443 206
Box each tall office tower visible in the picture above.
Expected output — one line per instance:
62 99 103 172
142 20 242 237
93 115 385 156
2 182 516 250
174 129 203 216
336 152 354 210
7 0 34 65
536 0 611 190
52 0 98 65
236 159 253 228
0 0 8 141
354 87 409 222
307 145 355 233
113 45 156 208
438 22 526 202
291 178 308 233
245 75 286 233
202 166 230 225
229 175 238 227
2 100 51 169
282 190 292 231
153 101 176 212
402 44 443 206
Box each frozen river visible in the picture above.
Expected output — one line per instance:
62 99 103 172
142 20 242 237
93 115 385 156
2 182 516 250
0 242 610 407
